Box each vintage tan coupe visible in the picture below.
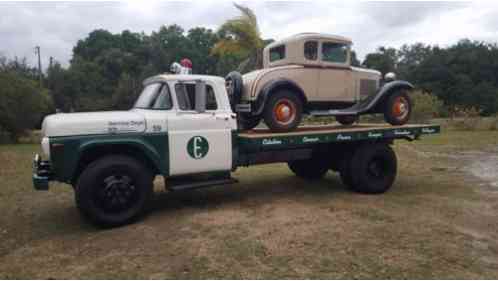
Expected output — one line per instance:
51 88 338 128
226 33 414 132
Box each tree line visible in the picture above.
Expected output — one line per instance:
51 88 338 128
1 6 498 141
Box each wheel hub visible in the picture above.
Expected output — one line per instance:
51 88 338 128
99 175 136 211
274 99 295 124
393 97 409 119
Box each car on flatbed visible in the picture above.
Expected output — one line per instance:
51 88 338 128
226 33 414 132
33 74 439 227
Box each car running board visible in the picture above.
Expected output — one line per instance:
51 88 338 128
167 174 238 192
310 96 375 117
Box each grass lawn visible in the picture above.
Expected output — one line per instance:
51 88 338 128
0 130 497 278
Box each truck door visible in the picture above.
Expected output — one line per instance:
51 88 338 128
167 81 235 176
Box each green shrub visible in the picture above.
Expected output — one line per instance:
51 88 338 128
409 90 444 123
0 72 53 142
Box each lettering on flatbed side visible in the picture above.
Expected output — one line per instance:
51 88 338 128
422 128 436 133
394 129 411 136
262 138 282 145
336 134 351 141
302 136 319 143
368 132 382 138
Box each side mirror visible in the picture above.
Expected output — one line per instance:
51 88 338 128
195 80 206 113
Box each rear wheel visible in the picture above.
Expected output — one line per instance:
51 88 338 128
384 91 412 125
75 155 154 227
336 115 358 126
349 143 397 194
338 151 354 188
264 90 303 132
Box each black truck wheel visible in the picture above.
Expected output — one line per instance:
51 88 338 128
75 155 154 227
225 71 243 111
384 91 412 125
349 143 397 194
238 113 261 130
264 90 303 132
288 157 329 180
336 115 358 126
338 152 354 188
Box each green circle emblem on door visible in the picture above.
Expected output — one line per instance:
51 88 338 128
187 136 209 159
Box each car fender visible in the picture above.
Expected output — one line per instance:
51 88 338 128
362 80 414 114
253 79 307 115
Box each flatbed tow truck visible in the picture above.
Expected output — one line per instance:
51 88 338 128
33 74 440 226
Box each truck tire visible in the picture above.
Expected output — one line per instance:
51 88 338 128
264 90 303 132
349 143 397 194
338 152 354 188
383 91 412 125
238 113 261 130
225 71 243 111
288 158 329 180
336 115 358 126
75 154 154 227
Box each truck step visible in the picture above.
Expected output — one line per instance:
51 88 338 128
167 174 238 191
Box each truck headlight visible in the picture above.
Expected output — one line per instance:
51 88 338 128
41 137 50 159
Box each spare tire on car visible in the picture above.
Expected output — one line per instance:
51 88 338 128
225 71 243 111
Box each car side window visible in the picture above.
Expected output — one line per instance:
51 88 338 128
304 41 318 60
174 83 217 111
152 84 173 109
269 45 286 62
322 42 348 63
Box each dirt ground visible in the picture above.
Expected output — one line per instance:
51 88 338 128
0 130 498 279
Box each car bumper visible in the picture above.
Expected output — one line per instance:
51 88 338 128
33 154 52 191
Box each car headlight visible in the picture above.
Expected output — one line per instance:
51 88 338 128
41 137 50 159
384 72 397 82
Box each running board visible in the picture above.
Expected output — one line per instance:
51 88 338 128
310 109 359 116
167 174 238 191
310 98 373 117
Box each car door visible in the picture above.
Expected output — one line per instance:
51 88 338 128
167 81 234 176
317 41 355 103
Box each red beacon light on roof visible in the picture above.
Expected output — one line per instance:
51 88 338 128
170 58 193 75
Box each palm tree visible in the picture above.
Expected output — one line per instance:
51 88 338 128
212 3 264 73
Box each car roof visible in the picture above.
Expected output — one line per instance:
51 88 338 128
267 33 352 49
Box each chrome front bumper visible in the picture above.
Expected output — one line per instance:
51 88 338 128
32 154 52 191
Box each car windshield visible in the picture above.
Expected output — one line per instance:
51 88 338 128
133 83 172 109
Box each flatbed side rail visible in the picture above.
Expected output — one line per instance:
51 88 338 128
237 124 440 152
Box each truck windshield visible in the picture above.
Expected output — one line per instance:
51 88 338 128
134 83 172 109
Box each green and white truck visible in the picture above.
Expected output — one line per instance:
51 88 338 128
33 74 440 227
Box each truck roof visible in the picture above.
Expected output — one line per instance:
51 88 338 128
143 74 225 85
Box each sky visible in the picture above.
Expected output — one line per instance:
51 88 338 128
0 1 497 69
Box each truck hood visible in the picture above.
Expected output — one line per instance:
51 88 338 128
42 111 146 137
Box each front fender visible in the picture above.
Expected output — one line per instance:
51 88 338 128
49 134 168 183
363 80 414 113
253 79 306 116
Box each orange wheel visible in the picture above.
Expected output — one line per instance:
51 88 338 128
264 90 303 132
273 99 296 125
384 92 412 125
392 96 409 120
